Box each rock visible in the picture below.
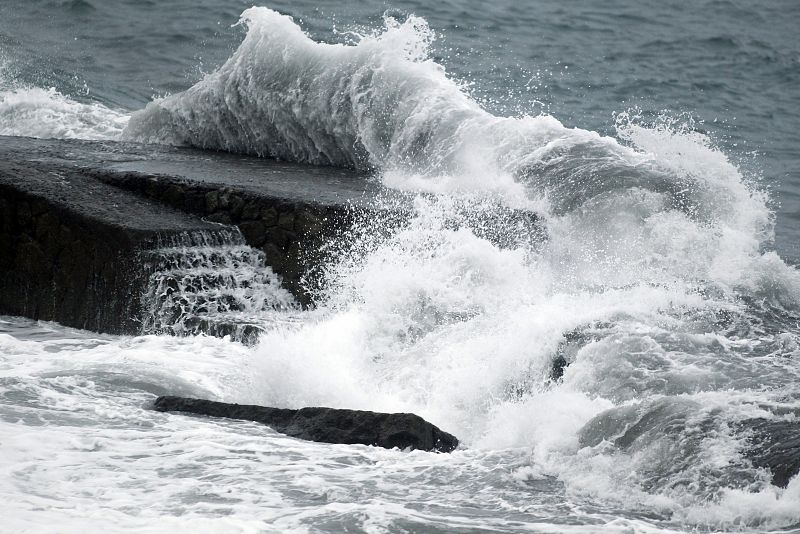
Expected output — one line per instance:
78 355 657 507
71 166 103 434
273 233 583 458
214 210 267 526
550 354 568 381
238 220 267 246
550 328 594 382
205 190 220 212
277 211 295 230
241 201 261 221
152 396 459 452
261 207 279 227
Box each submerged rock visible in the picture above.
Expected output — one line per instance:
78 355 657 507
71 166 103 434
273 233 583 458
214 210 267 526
153 396 459 452
580 400 800 489
739 418 800 488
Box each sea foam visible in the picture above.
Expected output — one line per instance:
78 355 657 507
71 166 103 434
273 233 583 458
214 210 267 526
0 85 127 140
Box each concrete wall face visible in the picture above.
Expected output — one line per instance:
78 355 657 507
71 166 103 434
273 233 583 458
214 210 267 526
0 186 145 333
0 169 355 332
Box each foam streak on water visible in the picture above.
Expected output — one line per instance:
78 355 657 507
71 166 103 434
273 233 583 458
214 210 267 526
2 5 800 533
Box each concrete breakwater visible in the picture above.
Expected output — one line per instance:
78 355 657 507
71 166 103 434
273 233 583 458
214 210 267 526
153 396 459 453
0 136 383 334
0 157 220 333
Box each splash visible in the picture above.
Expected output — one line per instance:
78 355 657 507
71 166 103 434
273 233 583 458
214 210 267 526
122 7 594 200
0 85 128 140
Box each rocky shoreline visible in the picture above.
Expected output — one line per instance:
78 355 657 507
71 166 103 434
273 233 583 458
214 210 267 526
0 156 220 333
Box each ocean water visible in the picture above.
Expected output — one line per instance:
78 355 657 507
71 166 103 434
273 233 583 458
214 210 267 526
1 1 800 532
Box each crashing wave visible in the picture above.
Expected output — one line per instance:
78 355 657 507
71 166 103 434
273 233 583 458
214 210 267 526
122 10 770 234
122 8 624 185
4 5 800 527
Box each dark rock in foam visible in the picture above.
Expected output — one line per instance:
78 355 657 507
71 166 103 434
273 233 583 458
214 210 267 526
153 396 459 452
739 418 800 488
580 399 800 489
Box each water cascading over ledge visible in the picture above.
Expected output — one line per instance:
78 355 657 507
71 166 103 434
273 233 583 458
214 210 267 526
140 229 299 343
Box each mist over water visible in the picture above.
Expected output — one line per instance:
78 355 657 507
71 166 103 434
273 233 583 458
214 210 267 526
2 1 800 532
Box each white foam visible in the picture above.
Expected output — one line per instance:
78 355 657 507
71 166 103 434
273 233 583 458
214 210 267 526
231 106 800 529
0 85 128 140
3 320 685 533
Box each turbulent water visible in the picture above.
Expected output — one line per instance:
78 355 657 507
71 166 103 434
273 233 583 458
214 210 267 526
2 1 800 532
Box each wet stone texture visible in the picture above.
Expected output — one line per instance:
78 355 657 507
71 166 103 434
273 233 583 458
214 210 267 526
153 396 459 452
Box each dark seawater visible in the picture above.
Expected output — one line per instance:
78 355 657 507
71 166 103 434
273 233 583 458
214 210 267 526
2 1 800 533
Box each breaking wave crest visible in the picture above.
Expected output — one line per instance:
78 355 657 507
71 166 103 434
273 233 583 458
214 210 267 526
120 8 777 258
123 8 614 193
